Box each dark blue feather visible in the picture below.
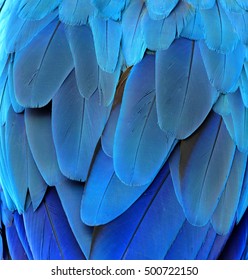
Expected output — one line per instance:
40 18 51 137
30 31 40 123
23 188 85 260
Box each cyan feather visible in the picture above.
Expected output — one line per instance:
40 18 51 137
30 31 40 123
146 0 179 20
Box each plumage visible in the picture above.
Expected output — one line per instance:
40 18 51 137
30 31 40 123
13 20 74 108
143 2 194 51
114 55 175 186
81 148 149 225
156 38 218 139
23 188 85 260
5 107 47 212
121 0 146 66
170 111 236 227
52 70 111 182
59 0 93 25
200 41 245 93
146 0 179 20
0 0 247 261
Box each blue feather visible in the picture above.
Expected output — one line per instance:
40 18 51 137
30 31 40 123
5 221 28 259
17 0 61 20
226 90 248 152
212 149 247 234
55 179 93 258
65 24 98 99
81 148 149 226
24 108 62 187
219 209 248 259
5 3 57 53
59 0 93 25
239 63 248 107
101 104 120 157
13 20 74 108
90 0 129 20
156 38 218 139
7 59 24 113
23 188 85 260
185 0 215 9
146 0 179 20
142 2 194 51
6 107 47 212
181 8 205 41
90 16 122 72
114 54 175 186
200 41 245 93
170 111 236 226
237 167 248 223
13 212 33 259
200 3 239 53
52 70 111 182
121 0 146 66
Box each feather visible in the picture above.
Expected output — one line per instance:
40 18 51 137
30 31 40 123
90 164 185 259
219 209 248 259
199 41 245 93
59 0 93 25
0 126 16 211
200 2 238 53
237 167 248 223
7 59 24 113
165 221 211 260
98 63 122 106
0 66 11 125
5 4 57 53
142 2 194 51
181 8 205 41
65 24 98 99
5 221 28 260
239 63 248 107
121 0 146 66
6 107 47 212
226 90 248 152
212 149 247 234
13 20 74 108
17 0 61 20
24 108 62 187
146 0 179 19
156 38 218 139
23 188 85 260
81 148 149 226
55 179 93 258
52 70 111 182
185 0 215 9
236 0 248 10
114 54 175 186
90 16 122 72
101 104 120 157
225 9 248 44
219 0 243 12
170 111 236 226
213 94 231 116
90 0 128 20
13 212 33 259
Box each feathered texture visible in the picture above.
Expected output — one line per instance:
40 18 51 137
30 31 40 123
0 0 247 260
